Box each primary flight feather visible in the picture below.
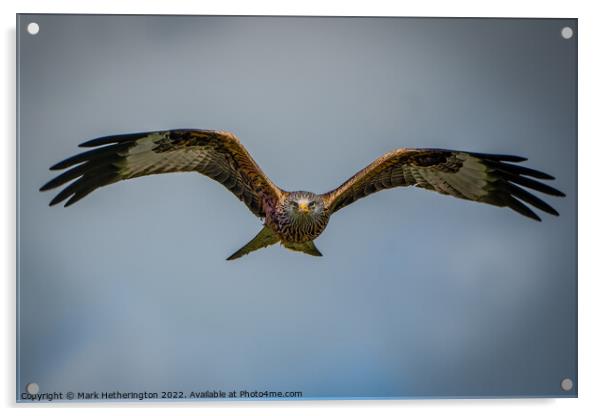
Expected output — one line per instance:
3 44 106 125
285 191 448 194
40 129 565 260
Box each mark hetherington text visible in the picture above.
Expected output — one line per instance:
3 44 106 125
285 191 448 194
77 391 159 400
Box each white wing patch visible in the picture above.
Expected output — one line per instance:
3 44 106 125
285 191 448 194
118 133 211 178
412 154 489 199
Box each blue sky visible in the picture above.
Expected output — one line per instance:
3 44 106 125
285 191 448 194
18 15 576 400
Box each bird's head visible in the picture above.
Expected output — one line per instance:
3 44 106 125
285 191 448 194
284 191 328 222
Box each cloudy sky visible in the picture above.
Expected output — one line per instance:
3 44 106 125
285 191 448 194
18 15 576 400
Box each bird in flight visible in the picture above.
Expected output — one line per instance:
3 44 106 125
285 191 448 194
41 129 565 260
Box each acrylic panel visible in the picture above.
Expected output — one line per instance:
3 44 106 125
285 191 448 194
17 14 577 402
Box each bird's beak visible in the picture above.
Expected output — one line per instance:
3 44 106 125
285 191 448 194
298 202 310 213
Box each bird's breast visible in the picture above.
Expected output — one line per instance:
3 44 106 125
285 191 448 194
266 210 329 243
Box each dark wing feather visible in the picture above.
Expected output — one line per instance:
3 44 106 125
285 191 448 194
40 129 283 217
321 148 565 221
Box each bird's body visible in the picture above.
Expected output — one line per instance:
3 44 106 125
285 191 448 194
269 191 330 243
232 191 331 261
41 129 565 260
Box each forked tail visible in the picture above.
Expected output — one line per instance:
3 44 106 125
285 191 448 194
282 241 323 257
227 226 324 260
226 226 280 260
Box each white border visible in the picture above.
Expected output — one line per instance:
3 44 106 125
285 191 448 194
3 1 600 415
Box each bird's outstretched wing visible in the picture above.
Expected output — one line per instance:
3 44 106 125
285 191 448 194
321 148 565 221
40 129 283 217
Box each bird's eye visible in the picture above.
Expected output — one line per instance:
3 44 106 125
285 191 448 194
291 201 298 207
309 201 316 208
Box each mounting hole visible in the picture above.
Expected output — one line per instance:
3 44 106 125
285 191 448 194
27 22 40 35
560 378 574 391
561 26 573 40
26 382 39 394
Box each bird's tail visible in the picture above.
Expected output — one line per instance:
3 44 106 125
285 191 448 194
226 226 279 260
283 241 323 257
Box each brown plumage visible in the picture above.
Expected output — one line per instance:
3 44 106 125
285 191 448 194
40 129 565 260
